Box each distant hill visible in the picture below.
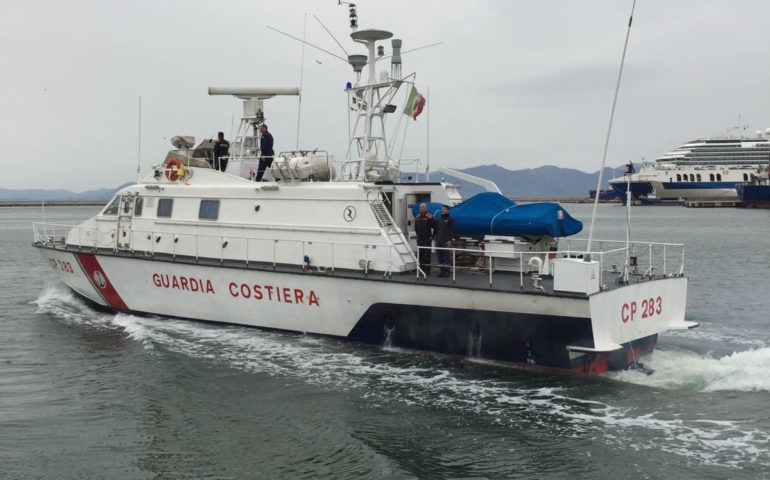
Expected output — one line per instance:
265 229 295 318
2 164 621 201
401 164 623 198
0 183 134 201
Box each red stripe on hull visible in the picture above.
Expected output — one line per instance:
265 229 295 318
75 253 128 310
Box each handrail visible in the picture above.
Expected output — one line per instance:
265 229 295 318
32 221 405 274
33 221 686 285
417 240 685 287
565 237 684 248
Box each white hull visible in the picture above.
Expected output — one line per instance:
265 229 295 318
39 246 691 372
648 181 740 200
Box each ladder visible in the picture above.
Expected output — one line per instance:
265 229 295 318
370 199 394 229
369 198 417 273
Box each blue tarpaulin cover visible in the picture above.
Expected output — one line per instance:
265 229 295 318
411 192 582 238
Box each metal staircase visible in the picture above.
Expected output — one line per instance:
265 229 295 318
369 197 417 272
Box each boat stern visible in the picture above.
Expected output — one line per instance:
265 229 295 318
568 276 695 373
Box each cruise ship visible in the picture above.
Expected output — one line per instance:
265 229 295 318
609 127 770 203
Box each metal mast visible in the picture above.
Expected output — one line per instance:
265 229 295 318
342 3 404 182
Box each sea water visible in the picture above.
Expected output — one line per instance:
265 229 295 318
1 204 769 479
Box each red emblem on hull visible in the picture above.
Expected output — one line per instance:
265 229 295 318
75 253 128 309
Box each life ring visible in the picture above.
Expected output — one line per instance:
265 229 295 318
165 158 183 181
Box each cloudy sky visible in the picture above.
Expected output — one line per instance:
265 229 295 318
2 0 769 191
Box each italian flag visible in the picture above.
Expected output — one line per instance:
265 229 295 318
403 86 426 120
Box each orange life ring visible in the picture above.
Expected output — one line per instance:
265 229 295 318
165 158 183 181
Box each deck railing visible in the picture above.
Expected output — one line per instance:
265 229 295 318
418 238 684 288
33 222 684 289
32 222 408 277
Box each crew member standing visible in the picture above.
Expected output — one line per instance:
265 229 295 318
213 131 230 172
434 205 455 277
414 203 436 276
256 124 274 181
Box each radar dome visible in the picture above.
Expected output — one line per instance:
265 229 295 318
765 127 770 137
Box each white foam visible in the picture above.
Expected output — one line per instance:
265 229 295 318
32 284 113 327
112 313 159 352
33 287 770 469
113 315 770 468
610 347 770 393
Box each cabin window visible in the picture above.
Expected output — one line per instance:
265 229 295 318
710 173 715 181
102 197 119 216
134 197 143 217
198 200 220 220
743 173 749 181
157 198 173 218
717 173 722 181
696 173 702 181
689 174 695 181
415 194 432 204
676 174 682 181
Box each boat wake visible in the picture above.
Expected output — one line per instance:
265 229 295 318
33 285 770 469
609 347 770 393
33 285 114 328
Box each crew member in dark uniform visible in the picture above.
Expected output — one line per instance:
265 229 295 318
434 205 455 277
213 131 230 172
414 203 436 276
256 124 274 181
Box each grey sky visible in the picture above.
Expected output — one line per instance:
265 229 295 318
2 0 769 191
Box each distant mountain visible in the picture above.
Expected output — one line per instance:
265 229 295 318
2 164 621 201
0 183 134 201
401 164 623 198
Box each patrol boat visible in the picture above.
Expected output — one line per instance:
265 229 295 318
32 7 696 374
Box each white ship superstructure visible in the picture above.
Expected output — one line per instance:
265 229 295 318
609 127 770 202
33 6 695 374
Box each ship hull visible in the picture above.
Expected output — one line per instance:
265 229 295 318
37 246 688 374
737 184 770 208
649 180 740 201
608 180 654 203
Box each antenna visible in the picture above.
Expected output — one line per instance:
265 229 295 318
265 26 348 63
230 112 235 143
313 14 349 56
586 0 636 255
338 1 358 30
136 95 142 181
377 42 443 61
623 161 634 282
296 13 307 149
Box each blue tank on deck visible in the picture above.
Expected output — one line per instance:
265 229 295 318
412 192 583 238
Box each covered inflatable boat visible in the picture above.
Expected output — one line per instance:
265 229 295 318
412 192 582 238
